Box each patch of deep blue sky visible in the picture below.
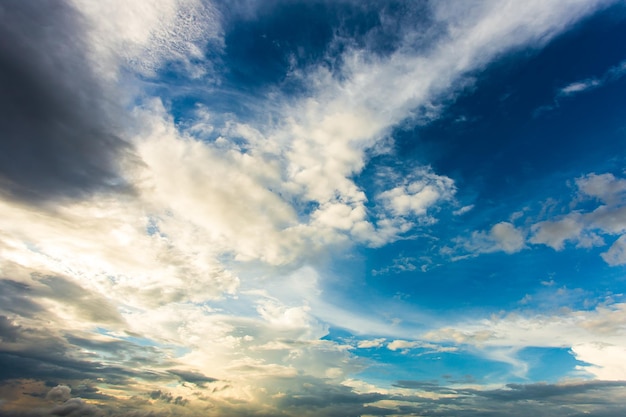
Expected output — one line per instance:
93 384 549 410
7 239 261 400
351 6 626 314
150 3 626 316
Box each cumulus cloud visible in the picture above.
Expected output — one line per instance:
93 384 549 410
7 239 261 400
49 398 103 417
457 221 526 255
46 385 71 402
357 338 386 349
577 173 626 205
530 214 585 250
377 173 456 218
572 343 626 380
529 173 626 262
602 235 626 266
460 172 626 264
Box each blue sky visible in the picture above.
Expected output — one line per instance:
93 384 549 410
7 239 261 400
2 1 626 416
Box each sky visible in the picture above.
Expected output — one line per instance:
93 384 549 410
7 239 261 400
1 0 626 416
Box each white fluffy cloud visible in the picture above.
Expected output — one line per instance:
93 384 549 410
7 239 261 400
457 221 526 255
577 173 626 205
530 173 626 263
530 214 585 250
602 235 626 266
572 343 626 380
378 174 456 218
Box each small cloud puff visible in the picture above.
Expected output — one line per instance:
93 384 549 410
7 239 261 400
459 222 526 255
387 340 458 354
602 235 626 266
357 338 386 349
46 385 72 402
377 173 456 218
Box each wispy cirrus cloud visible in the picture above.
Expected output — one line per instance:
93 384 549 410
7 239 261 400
535 58 626 116
558 59 626 97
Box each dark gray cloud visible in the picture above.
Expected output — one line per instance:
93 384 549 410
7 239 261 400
0 314 171 385
167 370 218 387
45 385 71 402
0 274 124 327
0 316 21 343
0 266 178 389
148 390 188 406
0 0 136 203
384 379 626 417
272 376 389 417
471 380 626 402
0 279 44 319
0 398 104 417
393 380 452 392
48 398 103 417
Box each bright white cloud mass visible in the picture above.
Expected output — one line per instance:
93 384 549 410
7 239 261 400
1 1 626 416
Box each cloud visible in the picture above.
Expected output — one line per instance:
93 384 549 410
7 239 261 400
49 398 103 417
71 0 222 79
168 370 218 387
3 377 626 417
148 390 188 406
530 214 585 250
558 59 626 98
453 205 474 216
357 379 626 417
371 256 420 276
387 340 422 352
468 380 626 402
0 0 136 203
536 58 626 115
602 235 626 266
460 172 626 263
457 221 526 255
529 172 626 260
1 1 623 416
357 338 386 349
387 340 458 355
577 173 626 205
45 385 71 403
377 172 456 219
572 343 626 380
422 301 626 380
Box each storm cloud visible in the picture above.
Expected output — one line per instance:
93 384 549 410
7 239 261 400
0 0 134 203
